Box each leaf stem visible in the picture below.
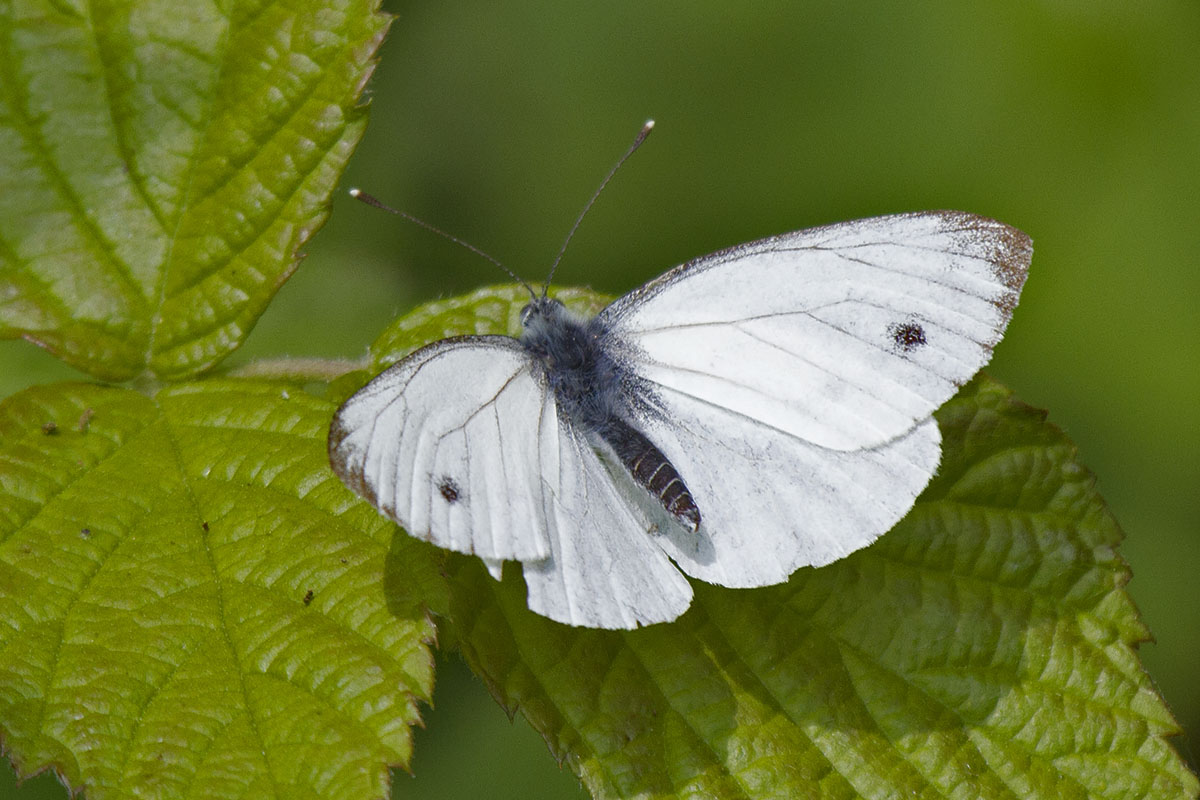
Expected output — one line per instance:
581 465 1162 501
227 356 369 382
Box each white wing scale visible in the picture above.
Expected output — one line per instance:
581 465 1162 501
524 392 693 627
595 211 1030 589
642 397 941 587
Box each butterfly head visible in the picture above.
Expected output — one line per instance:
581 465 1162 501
519 296 566 333
519 295 599 374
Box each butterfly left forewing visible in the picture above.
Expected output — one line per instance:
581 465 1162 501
329 336 553 562
330 333 695 627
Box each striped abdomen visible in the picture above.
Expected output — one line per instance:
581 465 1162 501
604 419 701 532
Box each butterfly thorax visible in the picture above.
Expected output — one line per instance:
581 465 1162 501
520 297 621 425
520 297 701 532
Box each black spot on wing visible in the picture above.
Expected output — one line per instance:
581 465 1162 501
888 320 927 353
438 477 461 503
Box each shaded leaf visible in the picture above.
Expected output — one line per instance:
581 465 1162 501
0 0 388 381
368 287 1197 800
0 380 444 799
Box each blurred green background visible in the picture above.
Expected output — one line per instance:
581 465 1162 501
2 2 1197 797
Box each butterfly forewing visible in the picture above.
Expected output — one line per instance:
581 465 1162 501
329 335 693 627
600 211 1030 451
329 336 553 562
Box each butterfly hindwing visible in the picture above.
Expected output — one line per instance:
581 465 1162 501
638 402 942 587
523 406 693 628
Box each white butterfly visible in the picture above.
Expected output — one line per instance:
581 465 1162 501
329 204 1031 629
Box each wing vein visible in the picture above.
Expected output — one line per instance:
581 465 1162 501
647 376 914 452
730 322 928 409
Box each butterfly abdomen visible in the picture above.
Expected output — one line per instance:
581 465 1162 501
605 419 701 532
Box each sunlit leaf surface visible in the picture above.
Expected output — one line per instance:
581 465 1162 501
0 0 387 380
0 380 444 799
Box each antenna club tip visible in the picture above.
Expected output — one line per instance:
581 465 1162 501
348 187 361 197
643 119 655 131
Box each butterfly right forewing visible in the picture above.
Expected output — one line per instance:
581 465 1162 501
601 211 1031 452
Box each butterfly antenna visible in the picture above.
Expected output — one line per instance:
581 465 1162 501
542 119 655 296
348 188 536 299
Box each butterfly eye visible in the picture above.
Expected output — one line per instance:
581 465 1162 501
519 303 534 326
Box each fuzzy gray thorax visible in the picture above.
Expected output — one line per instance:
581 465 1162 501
519 297 620 431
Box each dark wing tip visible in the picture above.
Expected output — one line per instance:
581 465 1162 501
940 211 1032 289
931 211 1032 322
986 218 1033 294
327 411 377 507
326 409 355 474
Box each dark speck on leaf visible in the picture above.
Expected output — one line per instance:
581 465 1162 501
303 589 315 606
889 321 927 352
80 528 91 539
202 521 209 532
42 421 58 435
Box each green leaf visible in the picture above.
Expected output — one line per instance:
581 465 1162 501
0 379 444 799
4 279 1195 800
0 0 388 382
369 288 1197 800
